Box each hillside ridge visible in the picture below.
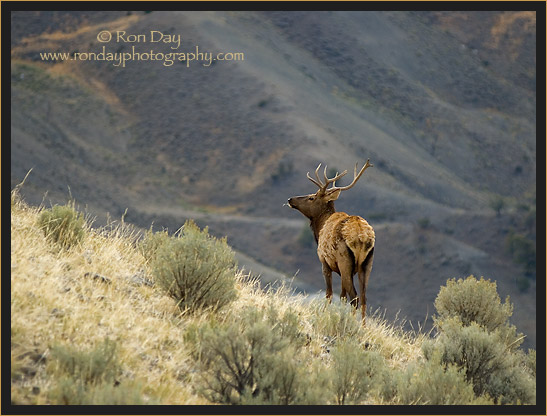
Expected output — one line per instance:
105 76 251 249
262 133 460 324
10 193 536 405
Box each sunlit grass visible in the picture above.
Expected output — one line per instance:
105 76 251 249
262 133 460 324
9 191 446 405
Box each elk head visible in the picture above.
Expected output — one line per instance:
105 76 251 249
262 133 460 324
287 160 373 222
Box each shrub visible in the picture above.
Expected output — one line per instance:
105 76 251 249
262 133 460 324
428 277 535 405
79 381 155 405
47 339 159 405
270 159 294 184
48 376 87 405
516 276 530 292
46 338 154 405
525 349 536 378
297 224 315 248
150 220 238 313
434 275 513 332
48 338 119 385
38 202 87 249
192 306 319 405
329 338 387 404
394 351 492 405
423 318 535 404
309 299 361 341
489 196 505 216
262 302 308 348
505 232 536 276
139 227 171 263
48 377 153 405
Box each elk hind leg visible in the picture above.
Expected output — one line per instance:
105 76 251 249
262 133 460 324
321 261 333 302
340 286 347 301
358 247 374 324
340 262 358 308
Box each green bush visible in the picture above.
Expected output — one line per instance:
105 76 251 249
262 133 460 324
297 224 315 248
428 277 535 405
139 227 171 262
309 299 361 340
48 378 153 405
262 303 309 348
329 338 387 404
149 220 238 313
83 381 156 405
47 338 155 405
525 349 536 378
38 202 87 249
192 306 320 405
424 318 535 404
393 351 492 405
505 232 536 276
48 338 119 385
489 196 505 216
270 159 294 183
48 376 87 405
434 276 513 332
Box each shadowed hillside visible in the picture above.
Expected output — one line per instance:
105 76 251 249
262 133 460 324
10 10 537 347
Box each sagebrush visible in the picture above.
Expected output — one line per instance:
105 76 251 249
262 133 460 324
37 202 87 249
146 220 238 313
392 351 492 405
190 305 320 405
434 275 512 331
330 338 387 404
425 276 535 405
47 339 154 405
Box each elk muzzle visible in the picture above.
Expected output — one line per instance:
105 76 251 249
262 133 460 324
287 196 308 210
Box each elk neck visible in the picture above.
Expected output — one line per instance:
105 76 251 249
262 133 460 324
309 201 336 243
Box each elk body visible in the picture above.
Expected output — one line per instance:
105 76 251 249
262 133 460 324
287 160 375 323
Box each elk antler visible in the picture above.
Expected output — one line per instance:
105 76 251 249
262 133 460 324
332 159 373 191
307 163 348 193
307 160 373 193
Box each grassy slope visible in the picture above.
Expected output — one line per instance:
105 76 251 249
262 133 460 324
11 194 428 405
11 196 200 404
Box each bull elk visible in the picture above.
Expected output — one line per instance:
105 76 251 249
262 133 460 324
287 160 375 323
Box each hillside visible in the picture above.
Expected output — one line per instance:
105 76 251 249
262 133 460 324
9 194 536 406
10 10 537 347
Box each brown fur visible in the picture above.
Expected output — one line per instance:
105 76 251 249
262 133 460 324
287 161 375 323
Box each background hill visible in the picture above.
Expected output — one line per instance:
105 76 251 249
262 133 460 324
10 10 537 347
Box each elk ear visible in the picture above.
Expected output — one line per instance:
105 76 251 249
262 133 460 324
325 188 341 202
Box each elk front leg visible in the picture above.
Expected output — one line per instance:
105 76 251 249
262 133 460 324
358 247 374 324
322 261 333 302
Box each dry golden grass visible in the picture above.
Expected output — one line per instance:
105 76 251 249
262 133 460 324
11 196 202 404
11 192 427 405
